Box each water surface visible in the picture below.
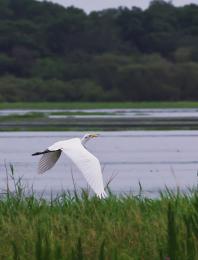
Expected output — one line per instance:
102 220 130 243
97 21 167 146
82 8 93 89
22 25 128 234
1 108 198 118
0 131 197 197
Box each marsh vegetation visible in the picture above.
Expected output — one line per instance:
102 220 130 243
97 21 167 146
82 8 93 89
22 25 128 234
0 169 197 259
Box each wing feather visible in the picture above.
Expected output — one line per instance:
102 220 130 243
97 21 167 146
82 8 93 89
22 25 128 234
38 150 61 174
62 140 106 198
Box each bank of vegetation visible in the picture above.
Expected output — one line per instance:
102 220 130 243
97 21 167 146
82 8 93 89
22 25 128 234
2 101 198 109
0 185 197 259
0 0 198 102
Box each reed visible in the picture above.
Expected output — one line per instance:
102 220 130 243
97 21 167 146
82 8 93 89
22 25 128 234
0 170 197 259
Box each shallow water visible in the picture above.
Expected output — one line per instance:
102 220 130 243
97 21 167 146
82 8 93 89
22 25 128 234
1 108 198 118
0 131 197 197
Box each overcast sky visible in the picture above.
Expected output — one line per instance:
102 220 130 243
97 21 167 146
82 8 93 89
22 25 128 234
41 0 198 13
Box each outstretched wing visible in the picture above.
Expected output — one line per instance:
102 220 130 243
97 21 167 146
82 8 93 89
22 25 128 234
38 150 61 174
62 139 107 198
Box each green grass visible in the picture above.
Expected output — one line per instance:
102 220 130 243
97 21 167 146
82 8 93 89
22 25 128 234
0 169 197 259
1 101 198 109
50 111 110 116
0 191 197 259
0 112 45 122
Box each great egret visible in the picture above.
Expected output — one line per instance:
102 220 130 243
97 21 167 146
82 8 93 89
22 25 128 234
32 133 107 198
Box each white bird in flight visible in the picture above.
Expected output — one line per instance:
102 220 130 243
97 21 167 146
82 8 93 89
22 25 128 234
32 133 107 198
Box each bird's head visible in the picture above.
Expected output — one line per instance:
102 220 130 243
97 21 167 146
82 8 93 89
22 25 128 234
81 133 99 145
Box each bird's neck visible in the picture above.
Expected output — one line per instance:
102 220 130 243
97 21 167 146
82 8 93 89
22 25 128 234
81 137 89 146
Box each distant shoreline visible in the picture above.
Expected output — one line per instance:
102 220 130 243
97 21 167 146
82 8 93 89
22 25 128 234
1 101 198 110
1 116 198 131
1 102 198 131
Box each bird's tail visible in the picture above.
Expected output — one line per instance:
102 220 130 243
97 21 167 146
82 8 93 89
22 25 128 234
32 149 50 156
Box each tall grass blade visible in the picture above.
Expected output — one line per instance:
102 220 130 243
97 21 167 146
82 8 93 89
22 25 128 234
12 241 19 260
98 240 105 260
167 203 178 260
35 230 43 260
76 237 83 260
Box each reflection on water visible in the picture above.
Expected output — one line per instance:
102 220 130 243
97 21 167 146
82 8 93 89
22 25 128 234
0 131 197 198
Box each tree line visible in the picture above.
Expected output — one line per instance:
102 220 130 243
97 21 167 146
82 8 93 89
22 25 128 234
0 0 198 101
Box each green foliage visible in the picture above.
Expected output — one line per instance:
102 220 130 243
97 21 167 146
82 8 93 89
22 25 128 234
0 185 197 259
0 166 197 259
0 0 198 101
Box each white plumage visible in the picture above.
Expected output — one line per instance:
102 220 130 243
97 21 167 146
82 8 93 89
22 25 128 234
32 134 107 198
